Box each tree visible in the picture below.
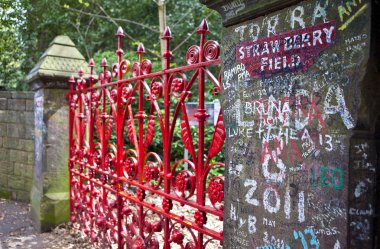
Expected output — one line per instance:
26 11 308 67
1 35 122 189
23 0 221 68
1 0 222 89
0 0 27 89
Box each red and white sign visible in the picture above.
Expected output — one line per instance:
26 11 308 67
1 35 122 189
236 21 336 78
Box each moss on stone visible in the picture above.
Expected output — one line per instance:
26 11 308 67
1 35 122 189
39 194 70 232
0 189 11 199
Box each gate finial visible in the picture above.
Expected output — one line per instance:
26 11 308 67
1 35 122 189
116 27 124 60
136 43 145 54
101 58 108 68
197 19 209 34
162 27 172 69
162 26 173 40
116 26 125 37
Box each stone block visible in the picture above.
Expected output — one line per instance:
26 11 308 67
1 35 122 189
26 100 34 111
14 163 24 176
0 173 7 188
20 139 34 152
0 124 6 136
25 178 33 189
0 189 11 199
8 99 25 111
2 137 20 149
24 112 34 124
28 153 35 164
25 92 34 99
0 110 8 122
7 110 23 123
6 124 17 137
21 164 34 179
0 98 7 110
7 124 20 137
0 148 9 159
9 150 28 163
15 190 30 202
8 175 24 190
0 161 12 174
24 126 35 139
11 91 28 99
0 92 11 98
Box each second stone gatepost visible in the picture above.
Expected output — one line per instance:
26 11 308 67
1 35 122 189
201 0 379 248
26 35 89 232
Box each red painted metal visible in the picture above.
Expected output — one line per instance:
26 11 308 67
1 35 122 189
67 19 225 248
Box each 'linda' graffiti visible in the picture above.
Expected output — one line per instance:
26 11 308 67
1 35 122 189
221 0 371 248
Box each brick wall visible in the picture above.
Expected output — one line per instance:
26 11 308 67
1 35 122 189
0 91 34 201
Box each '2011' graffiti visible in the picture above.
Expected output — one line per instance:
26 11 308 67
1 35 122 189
244 179 305 222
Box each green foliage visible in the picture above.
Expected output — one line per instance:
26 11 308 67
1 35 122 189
0 0 27 89
1 0 222 89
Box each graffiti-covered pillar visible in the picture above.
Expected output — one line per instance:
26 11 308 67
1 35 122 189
201 0 380 248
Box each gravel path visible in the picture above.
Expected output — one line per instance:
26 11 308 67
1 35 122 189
0 198 92 249
0 198 223 248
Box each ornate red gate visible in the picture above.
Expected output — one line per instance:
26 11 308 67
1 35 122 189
67 19 225 248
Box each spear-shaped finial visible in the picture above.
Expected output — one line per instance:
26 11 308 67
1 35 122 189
162 26 173 69
197 19 209 34
101 58 108 68
136 43 145 54
88 59 95 87
116 26 125 37
116 27 125 59
89 58 95 67
162 26 173 40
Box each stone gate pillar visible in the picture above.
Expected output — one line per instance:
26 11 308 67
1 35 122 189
201 0 379 248
26 36 88 232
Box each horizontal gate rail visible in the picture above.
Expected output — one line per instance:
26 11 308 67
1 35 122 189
67 19 225 249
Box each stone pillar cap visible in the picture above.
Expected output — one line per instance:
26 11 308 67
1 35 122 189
26 35 88 85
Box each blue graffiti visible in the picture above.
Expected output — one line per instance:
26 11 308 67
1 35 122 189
293 228 320 249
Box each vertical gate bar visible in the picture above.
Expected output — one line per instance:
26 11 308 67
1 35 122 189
100 59 108 247
162 27 172 249
136 44 145 239
196 19 208 249
68 76 75 223
116 27 125 249
88 59 95 242
77 72 84 232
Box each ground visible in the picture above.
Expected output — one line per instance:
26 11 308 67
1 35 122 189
0 197 223 248
0 198 92 249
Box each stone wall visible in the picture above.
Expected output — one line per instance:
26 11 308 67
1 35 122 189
0 91 35 201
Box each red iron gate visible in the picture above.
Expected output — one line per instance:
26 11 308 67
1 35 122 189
67 19 225 248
